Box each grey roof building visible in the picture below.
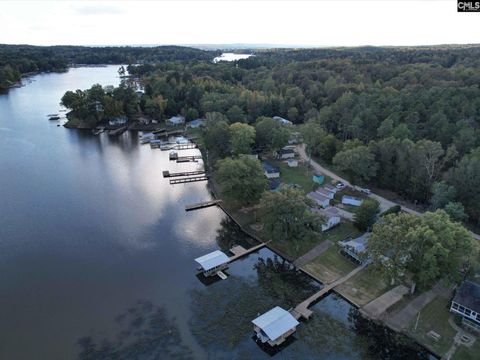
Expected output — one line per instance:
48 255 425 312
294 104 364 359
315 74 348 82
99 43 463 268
450 281 480 332
252 306 299 346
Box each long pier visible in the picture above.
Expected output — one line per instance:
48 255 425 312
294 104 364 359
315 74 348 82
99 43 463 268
163 170 205 178
290 263 367 320
176 155 203 163
169 175 208 184
228 242 268 262
185 199 222 211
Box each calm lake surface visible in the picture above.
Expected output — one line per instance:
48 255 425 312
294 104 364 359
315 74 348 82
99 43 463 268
213 53 253 63
0 66 433 360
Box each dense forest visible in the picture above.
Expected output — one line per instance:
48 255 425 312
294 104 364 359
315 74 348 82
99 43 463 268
0 44 218 91
124 45 480 226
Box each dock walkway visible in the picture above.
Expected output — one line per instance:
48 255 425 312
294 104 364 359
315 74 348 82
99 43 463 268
170 176 208 184
176 155 203 163
228 243 267 262
361 285 409 320
185 199 222 211
163 170 205 178
291 263 367 320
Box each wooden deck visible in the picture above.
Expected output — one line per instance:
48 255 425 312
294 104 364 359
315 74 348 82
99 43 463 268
169 176 208 184
175 155 203 163
185 199 222 211
228 243 267 262
291 263 367 320
163 170 205 178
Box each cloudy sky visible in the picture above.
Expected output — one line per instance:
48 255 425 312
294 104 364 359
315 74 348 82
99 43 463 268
0 0 478 47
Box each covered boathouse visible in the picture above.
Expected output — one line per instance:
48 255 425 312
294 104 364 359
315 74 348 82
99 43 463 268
194 250 230 277
252 306 299 346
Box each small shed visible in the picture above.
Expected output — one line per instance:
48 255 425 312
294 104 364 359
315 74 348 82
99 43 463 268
308 191 330 208
252 306 299 346
342 195 363 207
194 250 230 277
287 159 298 167
263 162 280 179
276 148 295 160
312 174 325 185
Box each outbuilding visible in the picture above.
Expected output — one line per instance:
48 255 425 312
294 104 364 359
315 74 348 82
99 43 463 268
194 250 230 277
263 162 280 179
187 119 205 128
339 234 370 264
252 306 299 346
308 191 331 208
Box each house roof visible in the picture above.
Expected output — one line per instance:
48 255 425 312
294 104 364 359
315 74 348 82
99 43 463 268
168 115 185 123
252 306 299 341
316 188 331 197
308 191 330 203
453 281 480 314
318 206 340 218
277 148 295 155
272 116 293 125
194 250 229 271
340 234 370 253
263 162 280 174
342 195 362 201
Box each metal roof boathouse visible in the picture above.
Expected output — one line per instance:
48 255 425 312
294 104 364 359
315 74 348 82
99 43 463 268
194 250 230 277
252 306 299 346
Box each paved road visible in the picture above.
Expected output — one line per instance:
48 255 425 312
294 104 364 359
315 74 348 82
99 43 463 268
297 144 480 240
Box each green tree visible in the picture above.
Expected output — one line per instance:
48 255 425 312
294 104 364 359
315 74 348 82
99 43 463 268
203 114 231 158
255 117 290 150
354 198 380 231
444 202 468 223
259 188 321 253
229 122 255 156
333 146 378 183
216 156 267 204
430 181 456 210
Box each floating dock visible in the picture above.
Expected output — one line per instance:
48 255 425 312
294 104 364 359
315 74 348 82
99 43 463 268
176 155 203 163
185 199 222 211
163 170 205 178
169 175 208 184
228 243 267 262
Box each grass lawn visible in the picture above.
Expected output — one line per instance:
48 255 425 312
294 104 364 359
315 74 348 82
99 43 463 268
304 245 357 284
270 221 362 259
335 267 391 307
270 159 319 194
406 296 456 356
453 338 480 360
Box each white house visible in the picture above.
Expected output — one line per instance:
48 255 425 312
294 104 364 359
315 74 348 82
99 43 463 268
287 159 298 167
273 116 293 126
263 162 280 179
308 191 330 208
339 234 370 264
342 195 363 207
194 250 230 277
166 115 185 126
324 184 338 194
252 306 299 346
450 281 480 332
317 206 341 232
108 115 127 126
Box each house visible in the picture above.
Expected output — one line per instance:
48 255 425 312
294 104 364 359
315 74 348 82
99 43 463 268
252 306 299 346
108 115 127 126
315 206 341 231
135 90 144 98
450 281 480 332
308 191 331 208
166 115 185 126
287 159 298 167
187 119 205 128
273 116 293 126
263 162 280 179
276 148 295 160
342 195 363 207
316 188 335 200
194 250 230 277
324 184 338 194
339 234 370 264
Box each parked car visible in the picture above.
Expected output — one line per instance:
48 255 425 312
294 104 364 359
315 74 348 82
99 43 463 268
360 187 371 195
336 182 346 190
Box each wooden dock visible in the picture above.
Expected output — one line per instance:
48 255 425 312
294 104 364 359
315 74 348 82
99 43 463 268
169 175 208 184
290 263 367 320
228 243 267 262
163 170 205 178
174 144 197 150
176 155 203 163
185 199 222 211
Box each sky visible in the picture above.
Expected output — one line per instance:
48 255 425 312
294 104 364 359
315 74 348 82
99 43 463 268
0 0 478 47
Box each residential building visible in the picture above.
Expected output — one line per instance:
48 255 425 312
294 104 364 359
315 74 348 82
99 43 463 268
342 195 363 207
450 281 480 332
263 162 280 179
308 191 330 208
187 119 205 128
339 233 370 264
316 188 334 199
166 115 185 125
276 148 295 160
315 206 341 232
272 116 293 126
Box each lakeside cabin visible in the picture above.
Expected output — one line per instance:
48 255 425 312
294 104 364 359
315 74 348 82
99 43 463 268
194 250 230 277
166 115 185 126
263 162 280 179
317 206 341 232
450 280 480 332
316 187 334 200
272 116 293 126
187 119 205 128
339 234 370 264
252 306 299 346
342 195 363 207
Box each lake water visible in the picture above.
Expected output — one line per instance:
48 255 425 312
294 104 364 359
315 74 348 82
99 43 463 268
213 53 253 63
0 66 433 360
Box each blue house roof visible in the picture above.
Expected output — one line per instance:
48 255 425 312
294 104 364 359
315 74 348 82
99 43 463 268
252 306 299 341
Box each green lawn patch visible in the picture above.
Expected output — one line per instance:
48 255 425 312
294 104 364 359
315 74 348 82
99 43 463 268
453 338 480 360
335 267 391 307
405 296 456 356
304 245 357 284
269 159 319 194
